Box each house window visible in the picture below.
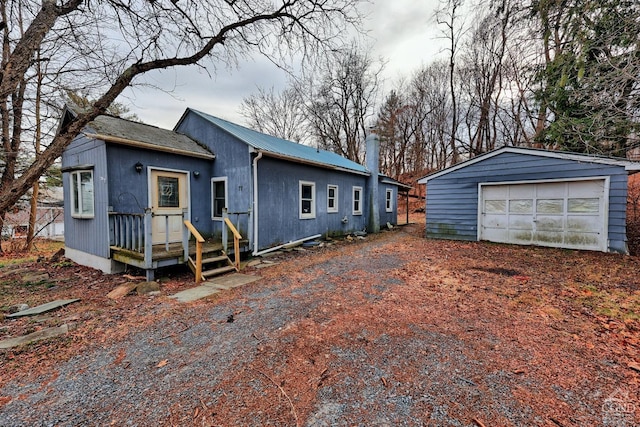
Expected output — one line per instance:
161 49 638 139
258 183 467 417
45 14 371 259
386 189 394 212
300 181 316 219
353 186 363 215
70 170 94 218
211 177 227 219
327 185 338 213
158 176 180 208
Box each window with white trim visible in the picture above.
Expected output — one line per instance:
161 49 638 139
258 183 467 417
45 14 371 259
211 177 227 219
300 181 316 219
327 184 338 213
352 186 363 215
70 170 95 218
386 188 394 212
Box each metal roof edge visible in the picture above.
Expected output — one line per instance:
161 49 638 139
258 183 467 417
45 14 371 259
189 108 370 176
380 175 413 190
256 149 371 176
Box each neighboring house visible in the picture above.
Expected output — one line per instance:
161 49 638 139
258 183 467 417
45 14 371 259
2 187 64 240
418 146 640 254
61 107 410 279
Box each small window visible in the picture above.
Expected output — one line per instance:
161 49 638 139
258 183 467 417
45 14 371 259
568 198 600 213
485 200 506 213
386 189 393 212
353 186 363 215
211 178 227 219
509 199 533 214
158 176 180 208
327 185 338 213
300 181 316 219
70 170 94 218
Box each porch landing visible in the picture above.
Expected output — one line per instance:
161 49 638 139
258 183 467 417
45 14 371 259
110 240 249 271
112 241 219 262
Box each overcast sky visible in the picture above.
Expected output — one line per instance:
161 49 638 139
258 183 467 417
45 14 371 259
120 0 444 130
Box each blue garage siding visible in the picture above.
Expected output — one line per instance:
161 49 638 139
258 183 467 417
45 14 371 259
62 135 110 258
256 156 368 249
425 151 630 252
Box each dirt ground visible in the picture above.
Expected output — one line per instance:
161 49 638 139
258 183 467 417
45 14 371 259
1 220 639 426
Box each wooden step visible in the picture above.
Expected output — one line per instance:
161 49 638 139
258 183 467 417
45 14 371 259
201 255 229 264
202 265 237 278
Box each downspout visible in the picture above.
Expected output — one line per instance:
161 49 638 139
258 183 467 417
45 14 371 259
252 151 263 255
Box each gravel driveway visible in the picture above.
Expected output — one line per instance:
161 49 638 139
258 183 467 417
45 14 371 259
1 224 638 426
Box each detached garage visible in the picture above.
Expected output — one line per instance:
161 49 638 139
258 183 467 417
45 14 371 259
417 147 640 254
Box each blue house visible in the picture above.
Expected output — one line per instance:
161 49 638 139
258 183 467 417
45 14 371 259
418 146 640 254
61 107 410 280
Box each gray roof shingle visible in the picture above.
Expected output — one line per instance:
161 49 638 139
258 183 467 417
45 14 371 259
87 115 214 159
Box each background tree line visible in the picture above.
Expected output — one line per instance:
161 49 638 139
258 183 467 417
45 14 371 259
241 0 640 180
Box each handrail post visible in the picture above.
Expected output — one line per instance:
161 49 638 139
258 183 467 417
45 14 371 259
184 220 205 284
234 232 240 270
224 217 242 272
143 209 153 269
164 215 169 251
222 207 229 253
182 208 189 262
247 207 252 251
196 239 203 283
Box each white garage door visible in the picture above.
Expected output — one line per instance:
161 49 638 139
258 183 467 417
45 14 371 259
479 179 608 251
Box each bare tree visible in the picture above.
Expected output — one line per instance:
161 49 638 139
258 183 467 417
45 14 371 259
458 1 513 156
303 45 383 163
0 0 363 224
240 86 308 143
436 0 465 165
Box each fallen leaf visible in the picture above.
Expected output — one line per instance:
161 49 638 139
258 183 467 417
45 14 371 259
156 359 168 368
628 362 640 373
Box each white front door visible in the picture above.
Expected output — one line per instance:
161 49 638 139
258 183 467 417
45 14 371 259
150 169 188 245
480 179 608 251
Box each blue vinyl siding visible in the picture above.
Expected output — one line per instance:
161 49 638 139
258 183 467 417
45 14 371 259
177 110 403 251
62 135 110 258
175 113 253 238
425 151 630 252
256 156 368 248
105 144 213 235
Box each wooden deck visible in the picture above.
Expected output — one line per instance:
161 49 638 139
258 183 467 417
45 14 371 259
110 240 249 265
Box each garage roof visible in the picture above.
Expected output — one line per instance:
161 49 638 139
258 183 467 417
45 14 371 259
418 146 640 184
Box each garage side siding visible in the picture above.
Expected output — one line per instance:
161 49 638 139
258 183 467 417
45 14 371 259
425 152 629 252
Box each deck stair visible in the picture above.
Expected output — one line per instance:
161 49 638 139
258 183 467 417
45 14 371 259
184 218 243 283
188 250 237 280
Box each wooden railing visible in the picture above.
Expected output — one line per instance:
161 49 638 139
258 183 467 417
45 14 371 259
224 217 242 271
109 209 189 271
184 220 205 283
109 211 148 253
